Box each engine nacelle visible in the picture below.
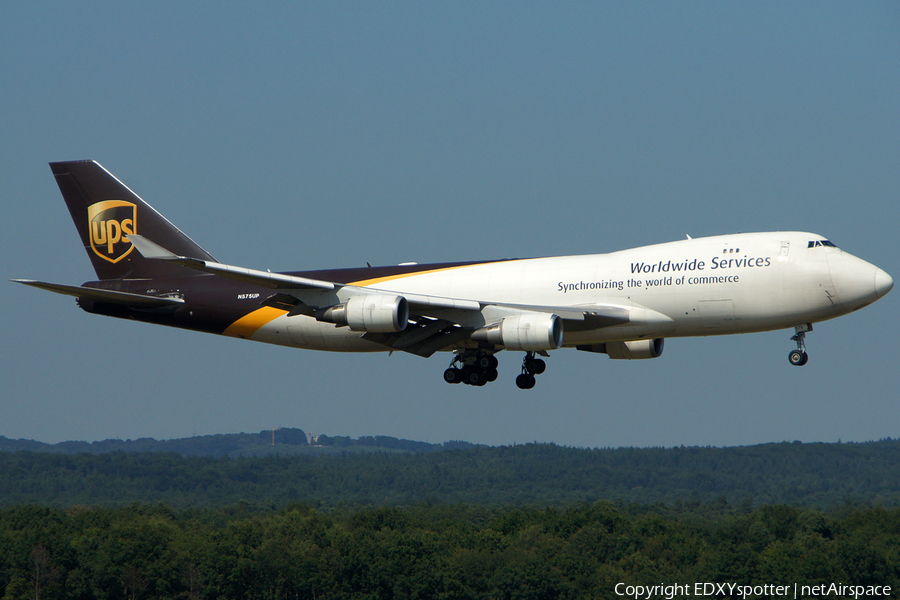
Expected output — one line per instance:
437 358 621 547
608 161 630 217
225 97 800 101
316 294 409 332
471 313 563 351
605 338 665 359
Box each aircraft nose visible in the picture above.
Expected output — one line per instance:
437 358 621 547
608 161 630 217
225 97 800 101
875 268 893 299
827 253 891 311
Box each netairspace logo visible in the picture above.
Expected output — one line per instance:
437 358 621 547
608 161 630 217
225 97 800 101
613 582 892 599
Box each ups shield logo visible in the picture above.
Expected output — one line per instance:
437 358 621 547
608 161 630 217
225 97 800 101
88 200 137 263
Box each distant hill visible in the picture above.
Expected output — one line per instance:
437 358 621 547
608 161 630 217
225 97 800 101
0 428 483 458
1 435 899 509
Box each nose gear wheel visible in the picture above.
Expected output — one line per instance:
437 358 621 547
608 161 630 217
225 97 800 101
788 324 811 366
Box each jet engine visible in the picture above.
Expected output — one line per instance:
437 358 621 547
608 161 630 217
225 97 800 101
471 313 563 351
577 338 665 359
593 338 665 359
316 294 409 332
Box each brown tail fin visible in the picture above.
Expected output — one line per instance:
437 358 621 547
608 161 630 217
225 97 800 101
50 160 216 280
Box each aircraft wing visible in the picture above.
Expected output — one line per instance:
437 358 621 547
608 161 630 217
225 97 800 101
130 234 481 309
127 237 656 357
360 302 634 357
128 235 336 291
11 279 184 309
130 236 629 321
488 303 631 329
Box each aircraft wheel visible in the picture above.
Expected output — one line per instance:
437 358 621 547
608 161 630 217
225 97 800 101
443 368 463 384
516 373 536 389
475 354 494 370
484 368 498 382
526 358 546 375
462 367 483 386
788 350 809 366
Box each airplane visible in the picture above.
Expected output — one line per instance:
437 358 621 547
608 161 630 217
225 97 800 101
14 160 894 389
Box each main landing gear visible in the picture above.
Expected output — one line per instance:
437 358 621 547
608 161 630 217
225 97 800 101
788 324 811 366
515 352 547 390
443 351 499 386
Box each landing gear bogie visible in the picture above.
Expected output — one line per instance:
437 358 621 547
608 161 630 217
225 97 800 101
517 351 548 390
444 350 500 387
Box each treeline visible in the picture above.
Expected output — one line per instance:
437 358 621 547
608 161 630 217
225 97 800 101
1 501 898 599
0 430 482 458
2 440 900 509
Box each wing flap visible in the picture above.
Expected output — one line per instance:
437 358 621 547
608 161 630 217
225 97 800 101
363 322 470 358
259 293 315 317
403 293 482 312
479 303 631 332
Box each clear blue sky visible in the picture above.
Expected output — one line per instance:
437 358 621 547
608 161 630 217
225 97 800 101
2 2 898 448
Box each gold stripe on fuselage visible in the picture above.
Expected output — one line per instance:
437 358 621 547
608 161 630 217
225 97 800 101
348 262 500 288
224 306 287 339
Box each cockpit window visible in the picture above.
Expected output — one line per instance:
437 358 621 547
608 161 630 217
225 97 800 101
808 240 837 248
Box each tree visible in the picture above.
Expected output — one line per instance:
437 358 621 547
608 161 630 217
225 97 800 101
30 544 59 600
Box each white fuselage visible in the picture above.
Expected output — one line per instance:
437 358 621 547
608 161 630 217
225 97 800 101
250 232 892 353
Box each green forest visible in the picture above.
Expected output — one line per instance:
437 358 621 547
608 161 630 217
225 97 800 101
1 439 899 509
3 436 900 598
0 430 481 458
2 501 898 599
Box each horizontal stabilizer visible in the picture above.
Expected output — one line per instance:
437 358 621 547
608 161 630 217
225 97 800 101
12 279 184 308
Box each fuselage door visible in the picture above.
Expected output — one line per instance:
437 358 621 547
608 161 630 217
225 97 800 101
697 299 735 329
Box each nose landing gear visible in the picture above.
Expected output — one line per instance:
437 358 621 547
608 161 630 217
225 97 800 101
788 324 811 366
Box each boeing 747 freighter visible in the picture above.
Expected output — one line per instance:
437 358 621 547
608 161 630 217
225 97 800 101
15 161 893 389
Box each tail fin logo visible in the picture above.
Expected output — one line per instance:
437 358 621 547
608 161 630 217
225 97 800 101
87 200 137 263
